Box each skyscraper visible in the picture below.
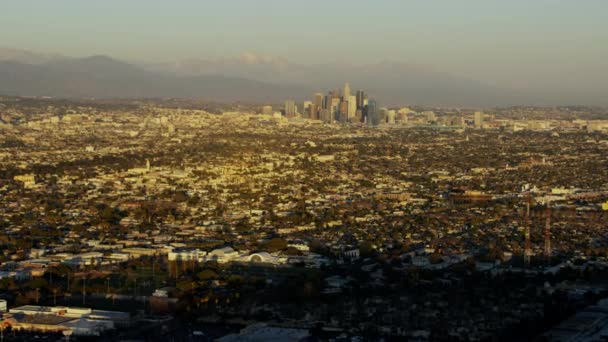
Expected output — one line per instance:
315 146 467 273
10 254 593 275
347 95 357 122
343 82 351 100
330 98 341 122
379 108 388 124
387 110 396 124
308 104 317 119
474 111 484 128
355 109 363 123
339 101 349 123
356 90 366 109
303 101 312 118
314 93 324 111
284 100 297 117
366 100 380 126
320 109 331 123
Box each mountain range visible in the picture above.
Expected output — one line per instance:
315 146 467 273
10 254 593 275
0 48 604 106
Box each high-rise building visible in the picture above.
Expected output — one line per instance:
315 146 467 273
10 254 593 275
308 104 317 119
261 105 273 115
339 101 349 123
330 98 341 121
343 82 351 100
347 95 357 122
314 93 324 111
356 90 366 109
366 100 380 126
474 111 484 128
379 107 388 124
320 109 331 123
355 109 363 123
387 110 396 125
397 110 409 122
303 101 312 118
284 100 297 117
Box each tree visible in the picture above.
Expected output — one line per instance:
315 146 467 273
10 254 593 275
265 238 288 253
359 241 375 258
226 275 244 288
429 253 443 264
197 269 218 281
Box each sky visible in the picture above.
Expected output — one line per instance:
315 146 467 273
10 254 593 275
2 0 607 91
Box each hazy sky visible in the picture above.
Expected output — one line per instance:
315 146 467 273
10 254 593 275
2 0 607 90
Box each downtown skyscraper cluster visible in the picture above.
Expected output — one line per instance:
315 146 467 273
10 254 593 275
284 83 380 126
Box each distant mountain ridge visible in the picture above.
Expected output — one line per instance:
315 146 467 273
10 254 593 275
0 47 64 65
145 55 521 106
0 49 605 106
0 53 312 102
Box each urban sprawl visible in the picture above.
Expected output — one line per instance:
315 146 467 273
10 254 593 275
0 86 608 341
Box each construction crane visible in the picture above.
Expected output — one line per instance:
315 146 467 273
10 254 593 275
544 203 552 260
524 192 532 268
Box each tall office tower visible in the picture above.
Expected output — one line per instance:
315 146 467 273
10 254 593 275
425 111 436 123
363 98 369 107
303 101 312 118
387 110 396 124
347 95 357 121
314 93 324 111
308 104 317 119
339 101 349 123
356 90 365 109
343 82 351 100
330 98 341 122
320 109 331 123
379 108 389 124
367 100 380 126
474 111 484 128
355 109 363 123
284 100 297 117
